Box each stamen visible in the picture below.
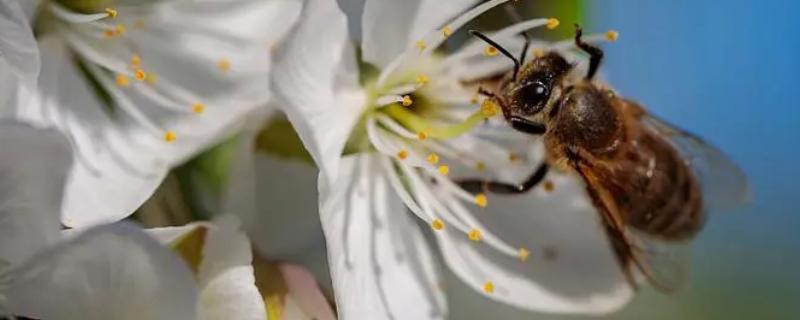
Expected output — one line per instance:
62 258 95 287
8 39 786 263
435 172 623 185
105 8 118 18
402 95 413 107
474 193 488 207
532 48 545 58
484 46 499 56
380 104 495 140
415 74 429 87
518 247 530 261
164 131 177 142
397 150 409 160
48 2 109 23
468 229 482 241
131 54 142 68
483 281 495 294
431 218 445 230
606 30 620 42
543 180 555 192
415 40 427 52
134 69 147 81
192 103 205 114
442 26 453 38
417 131 428 140
426 153 440 164
480 100 499 117
115 74 130 87
438 165 450 176
546 18 560 29
217 58 231 72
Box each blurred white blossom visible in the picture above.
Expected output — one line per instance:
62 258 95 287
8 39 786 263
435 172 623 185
272 0 633 318
2 0 301 227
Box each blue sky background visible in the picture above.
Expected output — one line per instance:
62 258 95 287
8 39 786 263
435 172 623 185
589 1 800 318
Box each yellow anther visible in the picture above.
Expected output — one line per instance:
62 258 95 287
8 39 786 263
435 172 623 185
474 193 488 208
417 131 428 141
438 165 450 176
426 153 440 165
397 150 409 160
518 247 530 262
130 54 141 68
483 281 494 294
145 72 158 85
401 95 413 107
480 100 499 117
164 131 177 142
508 152 521 162
606 30 619 42
105 8 118 18
134 19 145 29
415 40 427 52
484 46 499 57
442 26 453 38
431 219 445 231
134 69 147 81
115 24 126 36
546 18 560 29
533 48 545 58
115 74 130 87
543 180 555 193
468 229 482 242
192 103 205 114
475 161 486 172
104 28 117 38
415 74 429 87
217 58 231 72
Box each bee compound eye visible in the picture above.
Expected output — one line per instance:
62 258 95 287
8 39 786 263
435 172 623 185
518 81 550 114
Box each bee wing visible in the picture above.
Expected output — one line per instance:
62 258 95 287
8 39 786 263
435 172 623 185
626 229 691 293
642 115 751 212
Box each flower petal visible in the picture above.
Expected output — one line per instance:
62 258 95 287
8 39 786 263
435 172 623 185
278 263 336 320
0 121 71 267
271 0 365 189
148 215 266 320
19 37 168 227
5 222 198 320
0 0 39 84
360 0 477 67
320 154 446 319
436 172 634 314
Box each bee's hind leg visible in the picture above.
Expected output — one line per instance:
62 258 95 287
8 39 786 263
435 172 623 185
457 163 549 195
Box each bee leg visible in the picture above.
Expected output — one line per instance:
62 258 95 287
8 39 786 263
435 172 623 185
509 116 546 135
458 163 549 195
574 24 604 80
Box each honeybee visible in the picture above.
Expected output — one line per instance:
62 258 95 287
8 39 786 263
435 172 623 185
461 25 750 291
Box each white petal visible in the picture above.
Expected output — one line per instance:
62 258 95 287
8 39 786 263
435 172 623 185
0 0 39 84
198 215 265 320
360 0 476 67
436 172 634 314
18 37 168 227
320 154 446 319
147 216 266 320
271 0 365 190
0 121 71 267
5 222 198 320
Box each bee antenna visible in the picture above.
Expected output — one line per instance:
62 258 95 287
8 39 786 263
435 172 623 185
574 24 604 80
469 30 521 81
503 5 532 64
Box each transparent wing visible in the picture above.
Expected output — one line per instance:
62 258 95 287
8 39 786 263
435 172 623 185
626 229 691 293
642 115 751 212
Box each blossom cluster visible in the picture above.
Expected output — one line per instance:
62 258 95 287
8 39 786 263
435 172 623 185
0 0 630 319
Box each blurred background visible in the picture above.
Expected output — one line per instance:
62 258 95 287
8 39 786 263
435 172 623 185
448 0 800 319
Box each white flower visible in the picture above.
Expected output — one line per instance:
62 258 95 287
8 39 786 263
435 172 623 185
5 0 301 227
272 0 633 318
0 121 198 320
